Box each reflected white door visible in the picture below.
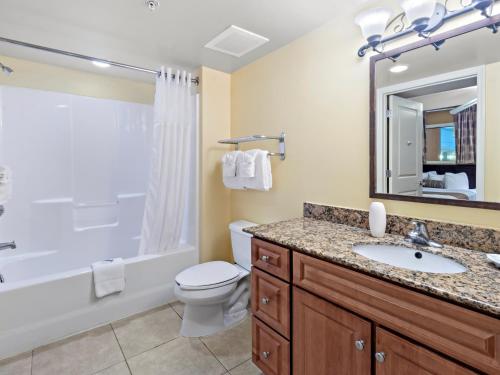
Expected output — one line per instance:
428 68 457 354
388 96 423 196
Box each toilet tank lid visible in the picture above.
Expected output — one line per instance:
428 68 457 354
229 220 258 234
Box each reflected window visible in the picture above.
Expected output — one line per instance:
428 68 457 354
439 126 456 162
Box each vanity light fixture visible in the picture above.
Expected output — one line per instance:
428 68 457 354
389 64 409 73
356 0 497 57
398 0 437 32
92 61 111 68
474 0 495 16
355 8 392 49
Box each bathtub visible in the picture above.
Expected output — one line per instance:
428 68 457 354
0 246 198 360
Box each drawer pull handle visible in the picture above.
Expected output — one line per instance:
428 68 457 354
354 340 365 351
375 352 385 363
260 255 270 262
262 351 271 360
261 297 270 305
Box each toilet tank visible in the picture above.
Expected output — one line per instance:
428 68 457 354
229 220 258 271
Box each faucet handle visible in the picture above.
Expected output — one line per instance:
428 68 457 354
410 221 430 240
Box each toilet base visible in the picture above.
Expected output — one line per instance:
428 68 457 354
181 303 227 337
178 277 250 337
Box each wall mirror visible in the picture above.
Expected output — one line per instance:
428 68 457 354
370 15 500 209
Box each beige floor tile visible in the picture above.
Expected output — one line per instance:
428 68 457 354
0 352 32 375
112 305 181 358
94 362 130 375
229 360 263 375
127 337 226 375
169 301 185 318
32 325 124 375
200 317 252 370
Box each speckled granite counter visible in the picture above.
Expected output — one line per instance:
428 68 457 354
245 218 500 317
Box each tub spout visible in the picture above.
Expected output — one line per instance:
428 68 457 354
0 241 16 251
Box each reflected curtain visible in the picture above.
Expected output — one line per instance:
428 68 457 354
454 104 476 164
422 116 427 164
139 67 196 255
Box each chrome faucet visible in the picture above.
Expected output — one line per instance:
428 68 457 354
0 241 16 251
405 221 443 248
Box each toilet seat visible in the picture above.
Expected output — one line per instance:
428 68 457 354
175 261 240 291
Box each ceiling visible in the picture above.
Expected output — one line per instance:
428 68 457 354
0 0 367 81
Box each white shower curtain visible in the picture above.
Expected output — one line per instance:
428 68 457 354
139 67 196 255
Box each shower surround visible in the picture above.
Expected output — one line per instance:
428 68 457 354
0 86 198 359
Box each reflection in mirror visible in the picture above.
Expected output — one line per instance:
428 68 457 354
374 25 500 204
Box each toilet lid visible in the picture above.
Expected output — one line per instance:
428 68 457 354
175 261 240 289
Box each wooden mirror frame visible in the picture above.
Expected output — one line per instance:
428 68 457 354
369 14 500 210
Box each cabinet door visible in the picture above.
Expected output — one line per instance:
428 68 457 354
375 328 478 375
293 287 371 375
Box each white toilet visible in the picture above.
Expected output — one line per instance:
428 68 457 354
174 220 257 337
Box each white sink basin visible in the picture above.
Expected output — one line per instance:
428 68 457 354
352 244 467 274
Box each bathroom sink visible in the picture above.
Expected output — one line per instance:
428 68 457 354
352 244 467 274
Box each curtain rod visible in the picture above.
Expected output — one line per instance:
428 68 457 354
0 36 199 86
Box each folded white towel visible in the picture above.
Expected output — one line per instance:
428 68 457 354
237 150 257 178
223 149 272 191
222 151 241 177
91 258 125 298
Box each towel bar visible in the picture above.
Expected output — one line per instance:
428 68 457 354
218 132 286 160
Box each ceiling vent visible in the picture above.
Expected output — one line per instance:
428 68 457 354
204 25 269 58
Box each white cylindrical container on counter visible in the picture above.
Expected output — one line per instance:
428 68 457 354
369 202 386 238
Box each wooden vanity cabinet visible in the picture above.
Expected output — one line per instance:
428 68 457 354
251 239 498 375
293 287 371 375
375 328 476 375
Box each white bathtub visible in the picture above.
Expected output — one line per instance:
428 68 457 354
0 247 198 360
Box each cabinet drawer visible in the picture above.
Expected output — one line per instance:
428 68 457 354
252 239 290 281
252 317 290 375
375 328 477 374
293 252 500 375
252 268 290 339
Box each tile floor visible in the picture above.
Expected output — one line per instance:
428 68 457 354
0 302 262 375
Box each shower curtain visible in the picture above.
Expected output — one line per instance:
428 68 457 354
139 67 196 255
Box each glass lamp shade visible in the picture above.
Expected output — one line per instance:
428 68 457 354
355 8 392 47
399 0 437 31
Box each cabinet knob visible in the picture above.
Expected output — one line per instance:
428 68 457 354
354 340 365 351
375 352 386 363
260 255 270 262
261 297 270 305
262 351 271 360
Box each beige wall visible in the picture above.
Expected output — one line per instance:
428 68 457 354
230 19 500 230
0 55 154 104
485 61 500 202
199 67 233 262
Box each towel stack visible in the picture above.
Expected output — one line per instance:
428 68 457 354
0 166 12 204
222 149 272 191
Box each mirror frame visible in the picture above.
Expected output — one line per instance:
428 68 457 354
369 14 500 210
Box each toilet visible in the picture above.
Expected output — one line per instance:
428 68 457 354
174 220 257 337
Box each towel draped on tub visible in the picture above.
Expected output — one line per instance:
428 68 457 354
91 258 125 298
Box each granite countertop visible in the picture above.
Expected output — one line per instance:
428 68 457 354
245 218 500 317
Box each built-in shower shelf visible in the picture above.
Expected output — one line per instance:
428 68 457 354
74 222 119 232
